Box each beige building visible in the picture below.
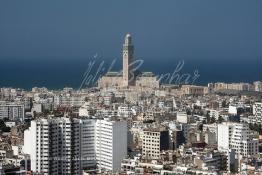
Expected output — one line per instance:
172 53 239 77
181 85 208 96
214 82 254 91
142 129 169 160
137 112 154 122
98 34 160 89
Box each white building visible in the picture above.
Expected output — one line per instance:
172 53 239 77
23 117 128 174
217 122 259 157
253 102 262 118
228 105 238 115
95 119 127 172
254 81 262 92
118 105 133 118
5 121 16 128
23 118 96 175
54 94 85 108
0 102 24 121
12 145 23 156
31 103 42 113
209 109 220 120
176 112 189 124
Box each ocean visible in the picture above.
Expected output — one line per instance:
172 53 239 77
1 57 262 90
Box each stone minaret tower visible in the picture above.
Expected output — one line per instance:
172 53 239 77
122 33 134 87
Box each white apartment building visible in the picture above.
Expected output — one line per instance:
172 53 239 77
23 117 127 174
31 103 42 113
117 105 133 118
209 109 220 120
96 109 118 118
0 102 25 121
54 95 85 108
95 119 127 172
23 118 96 175
176 112 189 124
253 102 262 118
228 105 238 115
217 122 259 157
254 81 262 92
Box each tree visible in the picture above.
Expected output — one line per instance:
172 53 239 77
222 100 227 108
2 126 11 132
210 116 216 124
249 123 262 135
198 124 203 131
218 116 224 123
206 112 211 123
0 119 11 132
0 120 5 129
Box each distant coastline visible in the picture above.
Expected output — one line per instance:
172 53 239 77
0 58 261 90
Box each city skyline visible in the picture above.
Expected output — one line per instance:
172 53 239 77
1 1 262 174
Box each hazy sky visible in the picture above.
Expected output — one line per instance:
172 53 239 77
0 0 262 60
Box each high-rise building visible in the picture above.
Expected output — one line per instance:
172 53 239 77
217 122 259 157
95 119 127 172
23 118 96 175
23 117 127 174
253 102 262 118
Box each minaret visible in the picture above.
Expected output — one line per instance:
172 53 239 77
122 33 134 87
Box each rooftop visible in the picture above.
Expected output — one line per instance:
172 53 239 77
104 71 123 77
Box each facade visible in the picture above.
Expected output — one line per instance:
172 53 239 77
176 112 189 124
137 112 154 122
54 95 85 108
95 119 127 172
103 92 115 106
227 83 251 91
169 129 185 150
117 105 133 118
98 34 160 89
213 82 255 91
181 85 207 96
142 129 169 160
135 72 160 88
23 118 96 175
78 102 95 117
217 122 259 157
0 102 24 121
254 81 262 92
253 102 262 118
194 151 224 171
209 109 221 120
